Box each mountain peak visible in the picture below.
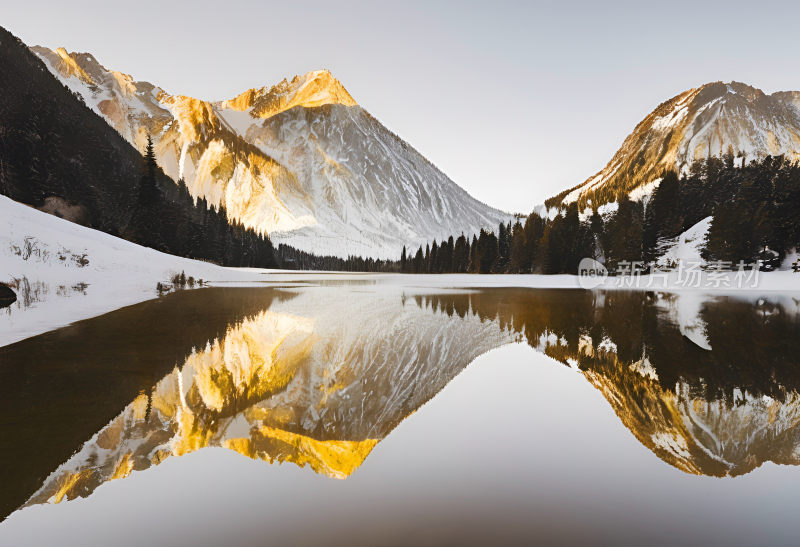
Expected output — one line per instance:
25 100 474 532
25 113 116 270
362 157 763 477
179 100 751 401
283 68 355 103
549 80 800 208
219 68 357 118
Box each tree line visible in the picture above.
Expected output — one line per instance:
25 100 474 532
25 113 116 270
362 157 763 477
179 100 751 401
399 154 800 274
130 136 277 267
276 244 398 272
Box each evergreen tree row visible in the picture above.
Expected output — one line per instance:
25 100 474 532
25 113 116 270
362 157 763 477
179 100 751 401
401 155 800 274
276 244 399 272
129 137 277 267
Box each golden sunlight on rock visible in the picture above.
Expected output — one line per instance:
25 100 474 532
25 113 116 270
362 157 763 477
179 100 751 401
21 289 511 507
224 427 378 479
52 47 93 84
220 70 358 119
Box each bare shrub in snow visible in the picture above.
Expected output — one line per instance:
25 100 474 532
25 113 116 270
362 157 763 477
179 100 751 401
10 237 49 262
72 282 89 294
7 276 49 308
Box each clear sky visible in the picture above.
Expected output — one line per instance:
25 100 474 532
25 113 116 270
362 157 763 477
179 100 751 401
5 0 800 213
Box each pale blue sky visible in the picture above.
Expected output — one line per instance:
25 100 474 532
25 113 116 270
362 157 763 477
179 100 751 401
5 0 800 212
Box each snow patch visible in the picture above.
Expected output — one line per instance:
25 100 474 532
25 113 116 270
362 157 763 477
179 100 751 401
629 178 662 205
651 431 692 460
656 216 711 268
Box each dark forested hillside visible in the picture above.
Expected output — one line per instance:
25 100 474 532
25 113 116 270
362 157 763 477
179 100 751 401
0 26 276 268
405 155 800 274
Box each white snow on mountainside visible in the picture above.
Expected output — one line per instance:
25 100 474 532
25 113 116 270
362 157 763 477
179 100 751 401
31 46 512 259
552 81 800 207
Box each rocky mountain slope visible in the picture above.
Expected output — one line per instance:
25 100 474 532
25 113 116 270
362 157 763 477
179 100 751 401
549 81 800 208
33 46 511 258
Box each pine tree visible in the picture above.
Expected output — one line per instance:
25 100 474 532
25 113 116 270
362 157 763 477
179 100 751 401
131 133 164 247
509 221 526 273
414 246 424 273
454 233 468 272
477 229 498 273
430 240 439 273
643 170 683 262
497 222 509 272
524 213 545 272
445 236 455 272
538 225 552 274
144 134 156 179
704 199 741 262
424 243 431 272
137 134 160 207
606 194 643 269
469 234 479 273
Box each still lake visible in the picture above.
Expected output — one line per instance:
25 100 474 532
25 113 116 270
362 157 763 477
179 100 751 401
1 279 800 546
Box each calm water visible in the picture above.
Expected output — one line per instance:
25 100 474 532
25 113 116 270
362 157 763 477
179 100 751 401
1 282 800 546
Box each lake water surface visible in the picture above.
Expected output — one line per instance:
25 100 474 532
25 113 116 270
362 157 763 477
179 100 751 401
1 280 800 546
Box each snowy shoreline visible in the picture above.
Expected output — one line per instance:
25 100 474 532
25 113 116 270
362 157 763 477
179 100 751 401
0 196 273 347
3 196 799 348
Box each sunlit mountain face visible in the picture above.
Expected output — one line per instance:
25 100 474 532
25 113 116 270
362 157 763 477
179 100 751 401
2 284 800 518
30 46 512 259
549 81 800 208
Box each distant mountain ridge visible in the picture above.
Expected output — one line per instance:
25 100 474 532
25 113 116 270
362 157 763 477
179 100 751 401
32 46 512 259
549 81 800 208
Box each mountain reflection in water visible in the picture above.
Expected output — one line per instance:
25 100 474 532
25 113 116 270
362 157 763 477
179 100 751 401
2 285 800 519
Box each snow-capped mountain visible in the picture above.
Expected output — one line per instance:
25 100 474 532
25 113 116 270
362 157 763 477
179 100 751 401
32 46 511 258
550 81 800 208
